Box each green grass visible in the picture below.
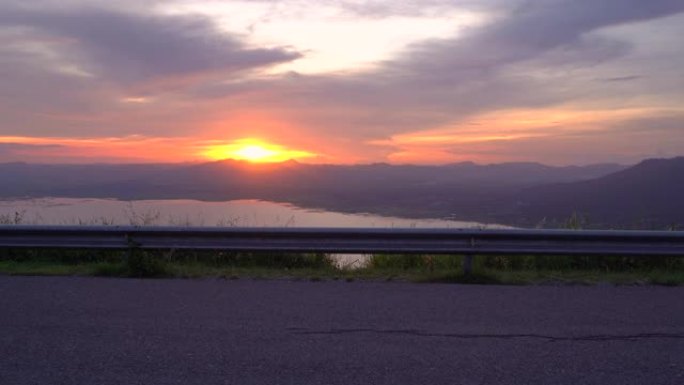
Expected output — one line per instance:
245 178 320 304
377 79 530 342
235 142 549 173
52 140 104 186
0 260 119 276
411 269 684 286
1 259 683 286
2 212 683 285
1 247 683 285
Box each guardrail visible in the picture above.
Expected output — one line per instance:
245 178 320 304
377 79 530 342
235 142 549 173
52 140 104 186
1 225 684 254
2 226 684 273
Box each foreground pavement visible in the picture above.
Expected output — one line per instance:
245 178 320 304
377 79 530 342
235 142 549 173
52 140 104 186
0 276 682 385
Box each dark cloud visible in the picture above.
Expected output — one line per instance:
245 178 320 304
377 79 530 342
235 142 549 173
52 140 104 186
391 0 683 78
601 76 643 82
0 3 302 137
0 6 301 84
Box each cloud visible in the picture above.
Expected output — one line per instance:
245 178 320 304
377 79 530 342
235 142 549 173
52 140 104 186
163 1 684 166
317 0 504 18
0 136 216 163
0 142 63 152
600 75 643 83
604 112 684 135
378 0 684 94
0 5 301 84
440 122 684 166
0 142 64 162
0 3 302 138
382 110 684 165
283 1 684 144
0 0 683 165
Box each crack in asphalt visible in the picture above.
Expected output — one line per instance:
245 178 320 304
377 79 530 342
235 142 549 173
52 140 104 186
289 328 684 342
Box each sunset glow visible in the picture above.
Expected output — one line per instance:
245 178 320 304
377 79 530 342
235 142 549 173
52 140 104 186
0 1 683 165
202 139 316 163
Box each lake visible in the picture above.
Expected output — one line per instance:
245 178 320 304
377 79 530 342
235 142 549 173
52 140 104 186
0 198 502 228
0 198 506 268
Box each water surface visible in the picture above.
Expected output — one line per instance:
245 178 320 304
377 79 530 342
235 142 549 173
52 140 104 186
0 198 502 228
0 198 507 268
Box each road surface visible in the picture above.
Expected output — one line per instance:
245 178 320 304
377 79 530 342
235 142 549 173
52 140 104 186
1 276 682 384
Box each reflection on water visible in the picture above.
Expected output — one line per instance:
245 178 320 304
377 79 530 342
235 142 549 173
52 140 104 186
0 198 508 269
0 198 503 228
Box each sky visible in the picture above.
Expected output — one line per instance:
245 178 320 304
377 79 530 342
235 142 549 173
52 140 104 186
1 0 683 165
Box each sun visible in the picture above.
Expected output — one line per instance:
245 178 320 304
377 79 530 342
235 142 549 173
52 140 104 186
233 144 279 162
202 139 315 163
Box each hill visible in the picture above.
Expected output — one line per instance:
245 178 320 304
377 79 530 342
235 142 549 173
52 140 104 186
0 160 625 221
510 157 684 228
4 157 684 228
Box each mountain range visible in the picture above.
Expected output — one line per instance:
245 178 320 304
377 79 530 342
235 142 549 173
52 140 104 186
1 157 683 229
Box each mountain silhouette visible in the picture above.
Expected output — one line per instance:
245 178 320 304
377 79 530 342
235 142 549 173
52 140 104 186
4 158 683 228
511 157 684 228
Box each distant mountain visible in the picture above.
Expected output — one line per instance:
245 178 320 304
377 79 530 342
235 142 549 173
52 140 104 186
0 162 179 197
510 157 684 228
0 160 624 197
38 160 623 220
5 158 669 228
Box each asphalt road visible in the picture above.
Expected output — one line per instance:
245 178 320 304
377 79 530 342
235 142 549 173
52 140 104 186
1 276 682 385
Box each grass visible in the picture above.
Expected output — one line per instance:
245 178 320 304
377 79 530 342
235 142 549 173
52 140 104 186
2 211 682 285
0 260 107 276
412 269 684 286
1 218 682 285
1 257 683 286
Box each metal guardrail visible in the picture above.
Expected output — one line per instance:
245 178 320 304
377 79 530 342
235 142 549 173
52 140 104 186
1 226 684 256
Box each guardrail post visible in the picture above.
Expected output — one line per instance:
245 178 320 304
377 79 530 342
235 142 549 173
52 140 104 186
463 254 473 276
125 233 137 261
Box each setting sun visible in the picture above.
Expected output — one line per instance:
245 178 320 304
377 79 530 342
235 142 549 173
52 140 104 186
202 139 316 163
233 144 278 162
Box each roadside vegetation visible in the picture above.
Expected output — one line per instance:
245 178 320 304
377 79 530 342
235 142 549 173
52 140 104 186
1 248 683 286
1 210 683 285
